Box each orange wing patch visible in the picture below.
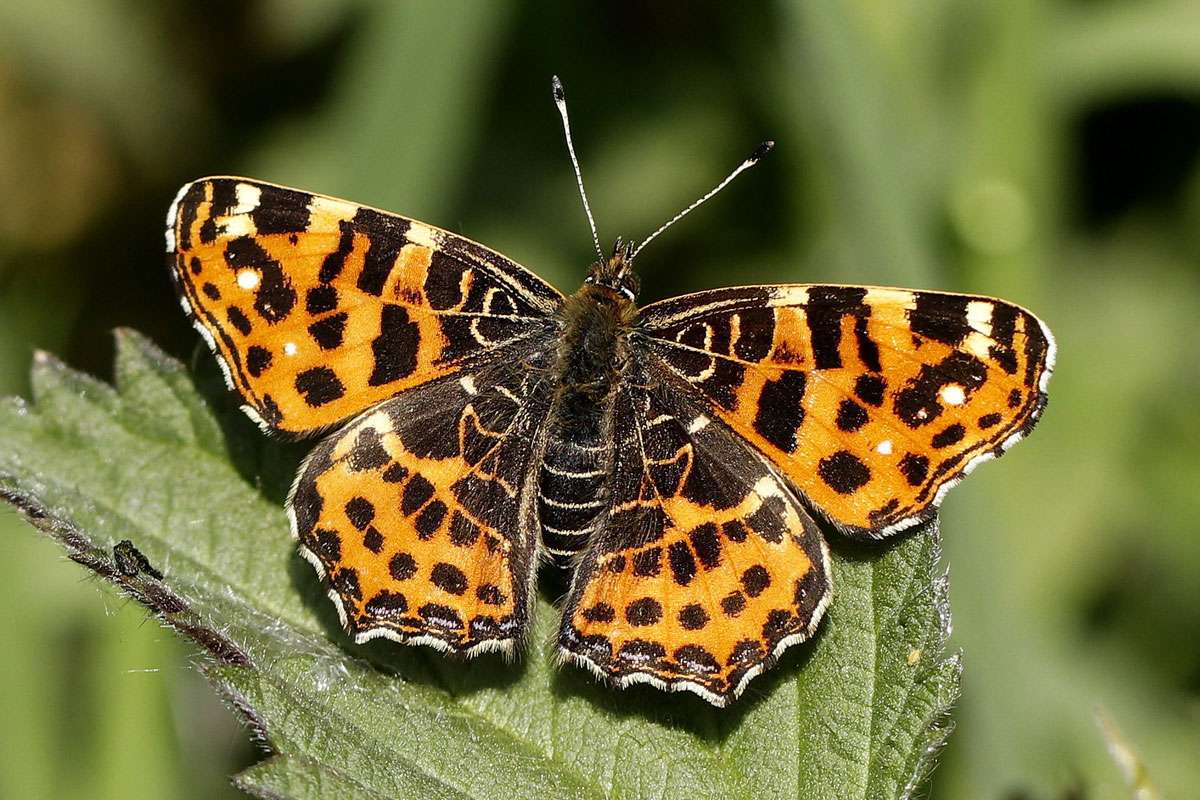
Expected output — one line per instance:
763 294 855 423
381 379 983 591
639 285 1055 535
168 177 561 434
289 355 552 654
558 380 831 705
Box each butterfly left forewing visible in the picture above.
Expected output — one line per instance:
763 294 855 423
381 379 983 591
638 285 1054 535
168 177 562 434
289 344 554 654
558 360 831 705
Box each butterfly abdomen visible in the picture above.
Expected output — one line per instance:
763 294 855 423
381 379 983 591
537 282 634 562
537 433 610 562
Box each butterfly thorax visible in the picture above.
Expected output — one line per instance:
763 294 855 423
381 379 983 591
538 270 638 563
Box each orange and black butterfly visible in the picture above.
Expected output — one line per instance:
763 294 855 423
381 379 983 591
166 79 1053 706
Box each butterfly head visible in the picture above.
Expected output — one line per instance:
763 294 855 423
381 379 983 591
583 238 640 302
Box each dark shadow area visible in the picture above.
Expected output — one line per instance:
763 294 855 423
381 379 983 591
1073 94 1200 227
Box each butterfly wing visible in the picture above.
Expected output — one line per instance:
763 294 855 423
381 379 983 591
290 343 555 654
558 357 831 705
637 285 1054 536
167 177 563 434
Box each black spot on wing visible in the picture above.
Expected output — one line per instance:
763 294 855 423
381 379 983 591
423 252 467 310
430 562 467 596
308 312 348 350
343 496 375 530
741 565 771 597
894 352 987 428
806 287 867 369
853 314 882 372
899 453 929 486
354 208 409 296
978 412 1003 429
389 552 417 580
346 427 390 471
732 307 776 360
319 220 356 283
855 374 886 407
931 423 966 448
251 186 311 235
688 523 722 569
625 597 663 626
368 304 419 386
818 450 871 494
667 540 697 586
226 306 252 335
909 292 971 346
753 370 806 452
295 367 345 407
835 399 869 432
306 285 339 314
366 590 407 618
401 474 434 516
246 345 272 377
225 237 296 323
414 501 447 539
678 603 709 630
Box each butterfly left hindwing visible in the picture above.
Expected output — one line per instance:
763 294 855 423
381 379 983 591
290 345 555 654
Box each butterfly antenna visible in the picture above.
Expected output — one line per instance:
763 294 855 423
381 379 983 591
552 76 604 262
632 140 774 260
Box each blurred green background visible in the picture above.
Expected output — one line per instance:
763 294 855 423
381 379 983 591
1 2 1198 798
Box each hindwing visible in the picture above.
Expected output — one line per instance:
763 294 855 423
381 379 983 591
637 285 1054 535
558 356 832 705
167 177 562 434
289 343 554 654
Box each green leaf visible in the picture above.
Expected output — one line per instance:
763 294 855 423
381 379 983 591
0 330 959 800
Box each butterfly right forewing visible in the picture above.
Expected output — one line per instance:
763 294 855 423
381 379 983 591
637 284 1054 536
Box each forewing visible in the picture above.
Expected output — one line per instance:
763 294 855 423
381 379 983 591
558 360 831 705
167 177 562 434
289 344 554 655
637 285 1054 535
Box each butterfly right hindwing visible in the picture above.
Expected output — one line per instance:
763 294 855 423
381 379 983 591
558 354 832 705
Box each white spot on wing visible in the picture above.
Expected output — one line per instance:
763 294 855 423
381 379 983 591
284 341 298 356
875 439 893 455
406 222 443 249
752 476 782 497
221 215 256 237
234 182 262 213
939 384 966 406
964 331 993 359
309 194 358 221
687 415 710 434
460 375 477 395
863 287 917 309
771 286 809 306
966 300 994 335
236 269 260 290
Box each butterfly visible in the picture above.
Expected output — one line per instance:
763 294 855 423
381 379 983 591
166 79 1054 707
